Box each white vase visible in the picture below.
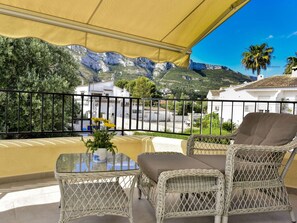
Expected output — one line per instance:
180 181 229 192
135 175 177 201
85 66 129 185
93 148 107 163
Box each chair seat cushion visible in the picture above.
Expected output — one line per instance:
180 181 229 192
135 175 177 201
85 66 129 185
234 112 297 146
138 153 213 182
190 154 226 173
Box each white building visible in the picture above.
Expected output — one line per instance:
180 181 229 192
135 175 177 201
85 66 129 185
74 81 130 130
75 81 130 98
131 106 171 122
207 70 297 125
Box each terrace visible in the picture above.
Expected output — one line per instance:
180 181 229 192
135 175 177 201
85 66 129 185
0 89 297 223
0 1 296 222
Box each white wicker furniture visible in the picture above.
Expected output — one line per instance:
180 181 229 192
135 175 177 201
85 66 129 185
55 153 139 223
187 112 297 223
137 152 225 223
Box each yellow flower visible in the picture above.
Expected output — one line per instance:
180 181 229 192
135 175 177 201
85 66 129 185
104 122 116 128
92 117 106 124
82 117 117 154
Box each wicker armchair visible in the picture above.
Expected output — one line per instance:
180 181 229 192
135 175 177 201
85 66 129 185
187 112 297 223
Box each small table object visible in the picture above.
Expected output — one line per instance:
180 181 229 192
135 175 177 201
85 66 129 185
55 153 139 223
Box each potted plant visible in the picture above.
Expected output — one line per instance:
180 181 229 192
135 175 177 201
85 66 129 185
82 117 117 162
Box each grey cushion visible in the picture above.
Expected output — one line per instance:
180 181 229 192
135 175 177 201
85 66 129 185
190 155 226 173
234 112 297 146
138 153 213 182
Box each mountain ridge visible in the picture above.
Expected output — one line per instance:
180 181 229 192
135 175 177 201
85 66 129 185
66 46 253 97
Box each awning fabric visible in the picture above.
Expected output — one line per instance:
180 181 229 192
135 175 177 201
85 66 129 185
0 0 249 67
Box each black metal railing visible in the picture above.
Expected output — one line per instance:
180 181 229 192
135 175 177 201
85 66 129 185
0 89 296 137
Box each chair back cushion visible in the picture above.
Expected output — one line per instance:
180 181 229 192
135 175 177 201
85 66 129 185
234 112 297 146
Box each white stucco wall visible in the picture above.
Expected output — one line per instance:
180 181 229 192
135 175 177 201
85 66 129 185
207 84 297 126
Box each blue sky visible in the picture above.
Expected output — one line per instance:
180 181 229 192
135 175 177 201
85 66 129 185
190 0 297 77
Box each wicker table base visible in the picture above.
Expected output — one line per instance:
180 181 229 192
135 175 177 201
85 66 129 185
55 153 139 223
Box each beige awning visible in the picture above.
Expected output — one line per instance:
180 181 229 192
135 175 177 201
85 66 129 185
0 0 249 67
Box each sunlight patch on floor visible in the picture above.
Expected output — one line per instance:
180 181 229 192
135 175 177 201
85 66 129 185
0 185 60 212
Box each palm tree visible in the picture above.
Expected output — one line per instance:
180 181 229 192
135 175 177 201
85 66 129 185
284 52 297 74
241 43 274 76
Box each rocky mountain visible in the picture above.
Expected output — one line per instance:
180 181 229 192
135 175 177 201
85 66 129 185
67 46 236 81
66 46 252 97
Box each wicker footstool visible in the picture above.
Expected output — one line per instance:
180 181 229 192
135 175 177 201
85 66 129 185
137 152 224 223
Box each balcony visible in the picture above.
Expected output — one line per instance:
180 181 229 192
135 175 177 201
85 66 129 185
0 89 297 222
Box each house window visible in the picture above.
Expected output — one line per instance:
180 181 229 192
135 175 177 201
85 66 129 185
214 106 219 111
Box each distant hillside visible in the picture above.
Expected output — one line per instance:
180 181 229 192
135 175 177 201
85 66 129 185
160 67 252 97
66 46 253 97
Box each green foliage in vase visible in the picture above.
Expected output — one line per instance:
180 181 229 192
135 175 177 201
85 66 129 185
82 118 117 154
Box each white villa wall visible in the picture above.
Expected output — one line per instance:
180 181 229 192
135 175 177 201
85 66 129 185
131 108 171 122
74 82 130 131
207 85 255 125
207 84 297 126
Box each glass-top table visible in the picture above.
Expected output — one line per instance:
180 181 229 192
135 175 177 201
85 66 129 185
55 153 139 223
56 152 138 173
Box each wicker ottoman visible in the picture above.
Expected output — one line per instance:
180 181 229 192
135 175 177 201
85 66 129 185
137 152 224 223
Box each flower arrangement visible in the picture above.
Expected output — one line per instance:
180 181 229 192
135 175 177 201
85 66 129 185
82 117 117 154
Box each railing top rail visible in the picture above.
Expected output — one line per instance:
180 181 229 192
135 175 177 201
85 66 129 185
0 89 140 99
142 97 297 104
1 89 297 104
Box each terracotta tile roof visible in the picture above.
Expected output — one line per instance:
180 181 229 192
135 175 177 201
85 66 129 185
236 76 297 90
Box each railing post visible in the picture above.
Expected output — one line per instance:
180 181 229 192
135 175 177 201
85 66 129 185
62 94 65 132
80 94 83 132
136 98 140 130
114 97 118 131
129 98 132 131
190 101 194 135
89 95 93 131
71 95 74 132
18 92 21 133
5 92 8 134
165 100 168 132
121 98 125 136
30 92 33 133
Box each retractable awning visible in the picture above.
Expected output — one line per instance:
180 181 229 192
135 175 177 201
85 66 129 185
0 0 249 67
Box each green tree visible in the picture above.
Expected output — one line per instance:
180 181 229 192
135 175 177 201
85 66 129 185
195 112 220 129
0 37 80 138
241 43 274 76
175 93 191 115
115 79 129 89
127 76 161 98
284 52 297 74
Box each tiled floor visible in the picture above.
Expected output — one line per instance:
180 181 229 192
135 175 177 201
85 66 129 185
0 177 296 223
